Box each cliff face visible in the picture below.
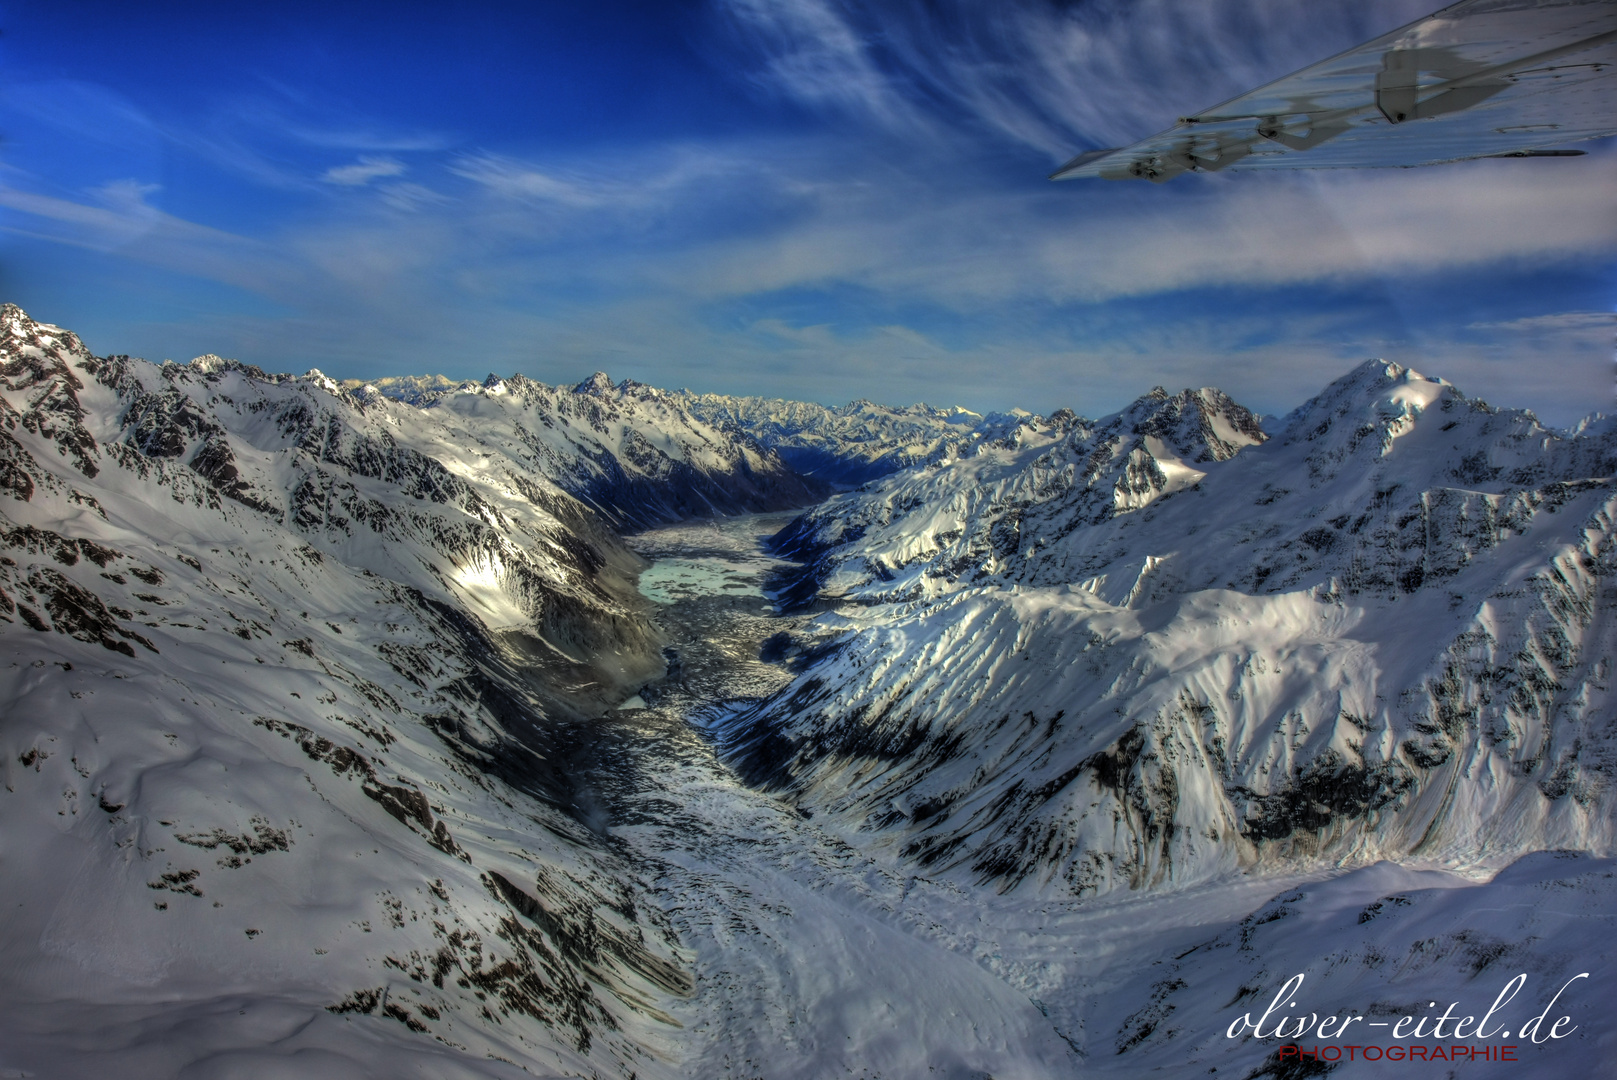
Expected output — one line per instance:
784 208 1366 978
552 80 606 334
725 361 1617 898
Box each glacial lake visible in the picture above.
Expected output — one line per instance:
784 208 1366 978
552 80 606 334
627 511 799 608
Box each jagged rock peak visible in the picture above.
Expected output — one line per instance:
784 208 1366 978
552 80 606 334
1116 384 1268 464
574 371 615 395
1277 357 1503 463
300 368 343 396
0 304 85 354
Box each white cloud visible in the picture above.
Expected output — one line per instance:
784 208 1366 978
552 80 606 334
449 154 603 207
377 182 450 212
446 147 762 218
1467 311 1613 333
321 155 407 186
0 178 311 313
10 135 1612 322
615 152 1617 309
2 179 196 251
720 0 926 131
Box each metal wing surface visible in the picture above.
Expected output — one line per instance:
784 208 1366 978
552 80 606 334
1053 0 1617 182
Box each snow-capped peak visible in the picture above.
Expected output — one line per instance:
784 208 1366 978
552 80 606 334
300 368 342 395
187 354 232 374
575 371 616 395
1117 384 1267 464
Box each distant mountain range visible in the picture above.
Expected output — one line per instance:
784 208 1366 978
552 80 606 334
336 370 825 530
350 371 1039 490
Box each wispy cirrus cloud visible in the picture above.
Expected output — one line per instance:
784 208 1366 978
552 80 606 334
1467 310 1613 333
620 152 1617 307
9 118 1613 296
449 154 606 207
720 0 928 130
447 147 772 220
321 156 408 186
2 179 216 252
0 175 301 302
715 0 1436 158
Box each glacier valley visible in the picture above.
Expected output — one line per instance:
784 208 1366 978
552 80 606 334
1 304 1613 1078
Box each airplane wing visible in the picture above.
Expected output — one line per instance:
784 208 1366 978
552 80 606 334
1052 0 1617 182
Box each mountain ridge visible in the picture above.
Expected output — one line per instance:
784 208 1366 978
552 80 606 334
721 357 1617 899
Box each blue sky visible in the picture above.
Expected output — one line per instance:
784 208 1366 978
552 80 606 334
2 0 1613 423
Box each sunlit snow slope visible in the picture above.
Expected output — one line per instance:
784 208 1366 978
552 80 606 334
354 372 826 529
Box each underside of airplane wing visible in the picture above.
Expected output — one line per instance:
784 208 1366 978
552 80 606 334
1053 0 1617 182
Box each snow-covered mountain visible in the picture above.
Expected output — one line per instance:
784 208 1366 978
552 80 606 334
674 392 1045 485
342 373 463 405
769 384 1260 603
724 361 1617 899
987 851 1617 1078
6 304 1613 1079
0 305 693 1076
353 372 826 530
358 371 1047 496
773 366 1616 607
